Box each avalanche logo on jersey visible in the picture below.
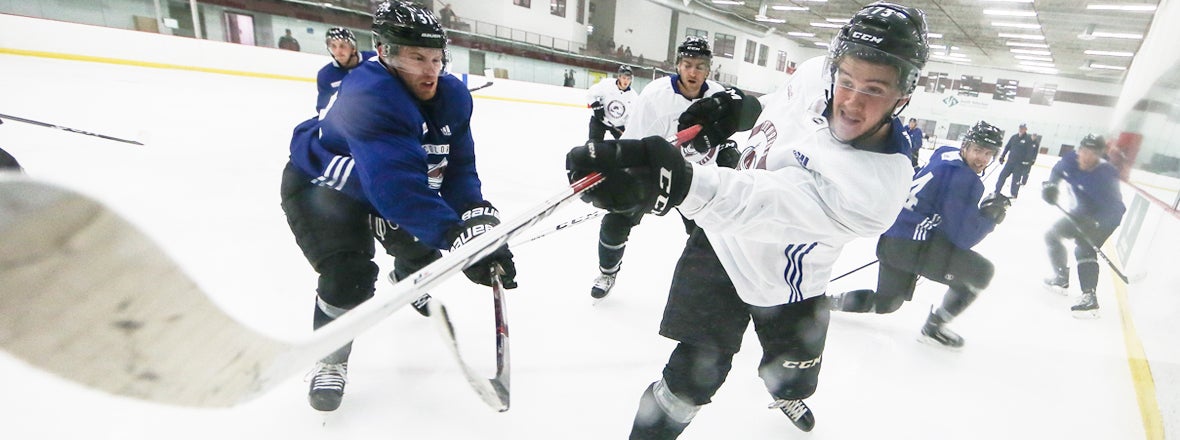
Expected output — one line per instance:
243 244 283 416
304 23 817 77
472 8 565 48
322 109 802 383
606 99 628 119
740 120 778 170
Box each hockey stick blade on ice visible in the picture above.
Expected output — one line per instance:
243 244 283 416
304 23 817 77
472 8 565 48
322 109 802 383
468 81 494 92
426 265 511 411
0 171 601 407
0 112 143 145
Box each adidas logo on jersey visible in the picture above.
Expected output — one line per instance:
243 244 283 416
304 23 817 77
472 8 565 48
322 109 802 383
441 125 452 136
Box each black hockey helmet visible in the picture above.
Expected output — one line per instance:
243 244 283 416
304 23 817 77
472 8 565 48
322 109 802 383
325 27 356 47
962 121 1004 151
827 2 929 95
1079 134 1106 151
372 0 447 50
618 65 633 77
677 36 712 62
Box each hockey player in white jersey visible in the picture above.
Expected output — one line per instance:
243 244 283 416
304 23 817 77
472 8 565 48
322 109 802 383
588 36 755 301
586 65 638 141
566 2 929 437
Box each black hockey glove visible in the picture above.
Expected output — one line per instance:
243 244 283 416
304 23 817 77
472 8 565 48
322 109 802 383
716 140 740 169
590 101 606 121
566 136 693 216
1041 181 1059 205
979 193 1012 225
677 87 762 153
447 202 518 289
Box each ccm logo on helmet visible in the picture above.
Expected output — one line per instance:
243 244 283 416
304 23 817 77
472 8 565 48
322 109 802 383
851 31 884 44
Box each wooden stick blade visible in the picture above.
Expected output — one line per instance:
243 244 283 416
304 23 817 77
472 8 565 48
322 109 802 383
0 177 293 407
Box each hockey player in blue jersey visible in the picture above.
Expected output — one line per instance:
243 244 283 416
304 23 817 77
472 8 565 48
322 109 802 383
1041 134 1125 318
280 1 516 412
315 27 377 113
829 121 1011 349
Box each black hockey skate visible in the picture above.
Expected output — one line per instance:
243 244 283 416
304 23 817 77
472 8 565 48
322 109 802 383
307 361 348 411
1071 291 1099 319
919 309 964 349
1042 268 1069 296
770 399 815 432
590 271 617 302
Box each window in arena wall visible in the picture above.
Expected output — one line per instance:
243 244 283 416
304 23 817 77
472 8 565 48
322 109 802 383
713 33 736 59
551 0 566 17
757 44 769 67
743 40 757 63
686 27 708 39
514 0 531 7
776 50 788 72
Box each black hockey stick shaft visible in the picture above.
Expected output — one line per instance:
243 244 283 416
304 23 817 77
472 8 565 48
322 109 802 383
468 81 494 92
489 265 510 409
1051 203 1131 283
830 259 878 282
0 112 143 145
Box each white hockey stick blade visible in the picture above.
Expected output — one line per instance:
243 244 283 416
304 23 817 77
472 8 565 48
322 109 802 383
0 171 602 407
425 279 510 412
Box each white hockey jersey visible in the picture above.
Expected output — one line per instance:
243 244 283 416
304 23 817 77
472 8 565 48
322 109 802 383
622 75 726 166
586 77 638 128
676 57 915 307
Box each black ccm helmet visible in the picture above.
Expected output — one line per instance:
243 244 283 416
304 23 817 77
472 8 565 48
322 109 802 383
1079 134 1106 151
962 121 1004 151
325 27 356 47
676 36 712 63
828 2 929 95
372 1 447 50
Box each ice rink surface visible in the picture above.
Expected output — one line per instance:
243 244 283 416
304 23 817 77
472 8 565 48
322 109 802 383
0 53 1149 439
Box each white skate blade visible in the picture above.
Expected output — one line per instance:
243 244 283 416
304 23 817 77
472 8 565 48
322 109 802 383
1071 309 1100 319
1042 283 1068 296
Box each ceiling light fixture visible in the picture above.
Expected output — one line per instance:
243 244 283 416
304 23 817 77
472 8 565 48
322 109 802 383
1019 60 1056 68
983 0 1034 3
1006 41 1050 48
1014 55 1054 62
814 41 830 47
825 18 851 23
755 15 786 23
1086 4 1156 12
809 22 844 28
1089 63 1128 70
927 32 943 38
711 0 745 5
984 9 1037 17
771 5 808 11
992 21 1041 29
787 31 815 37
1084 50 1134 57
999 32 1045 40
1010 48 1052 55
1092 31 1144 39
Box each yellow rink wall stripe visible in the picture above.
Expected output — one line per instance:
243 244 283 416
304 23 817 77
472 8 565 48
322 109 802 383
1107 245 1164 439
0 47 583 108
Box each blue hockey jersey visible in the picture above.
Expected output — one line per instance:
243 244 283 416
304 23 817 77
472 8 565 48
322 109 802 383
316 50 378 112
290 57 483 250
883 145 995 249
1049 150 1125 230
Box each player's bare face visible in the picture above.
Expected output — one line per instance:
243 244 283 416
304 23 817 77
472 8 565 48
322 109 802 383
391 46 445 101
1077 147 1102 171
617 75 633 90
676 58 710 98
830 58 906 143
961 143 997 174
328 40 358 67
